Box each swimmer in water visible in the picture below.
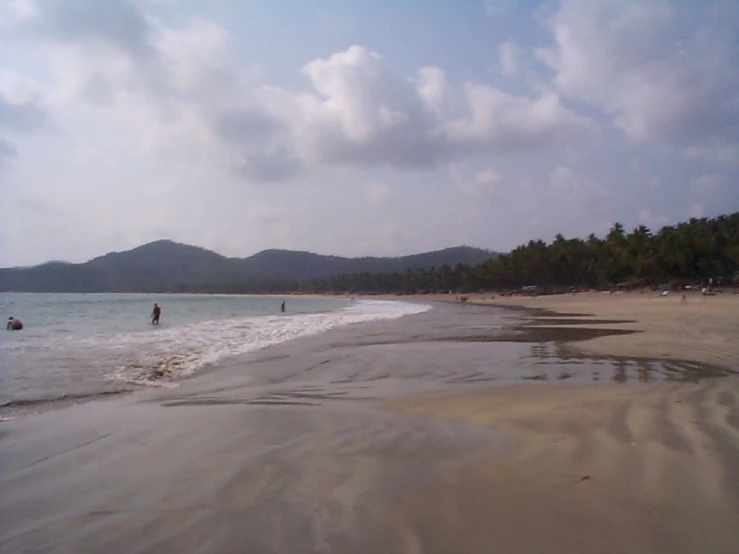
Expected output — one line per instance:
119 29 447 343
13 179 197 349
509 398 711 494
7 316 23 331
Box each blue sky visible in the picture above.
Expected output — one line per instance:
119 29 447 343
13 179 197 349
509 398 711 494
0 0 737 266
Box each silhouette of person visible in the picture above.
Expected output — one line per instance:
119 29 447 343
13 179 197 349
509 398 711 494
151 303 161 325
7 316 23 330
281 301 286 313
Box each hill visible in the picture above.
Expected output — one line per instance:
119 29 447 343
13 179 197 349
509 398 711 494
238 246 495 280
0 241 496 293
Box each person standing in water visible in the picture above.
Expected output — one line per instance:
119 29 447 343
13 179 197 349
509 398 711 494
281 300 286 313
151 303 161 325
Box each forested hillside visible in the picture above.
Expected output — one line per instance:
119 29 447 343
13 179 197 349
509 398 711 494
0 242 495 292
3 215 736 294
298 214 739 294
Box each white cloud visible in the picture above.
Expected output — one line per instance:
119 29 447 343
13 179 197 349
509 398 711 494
415 66 448 116
287 46 590 169
471 169 501 195
537 0 739 143
443 86 590 151
450 163 501 196
683 143 739 168
155 18 231 93
0 0 39 27
3 0 593 182
549 165 608 207
0 71 50 171
688 173 726 219
0 70 45 105
498 40 520 75
0 90 47 131
365 182 392 204
287 45 444 168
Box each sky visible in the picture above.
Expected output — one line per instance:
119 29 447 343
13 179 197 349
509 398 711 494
0 0 737 267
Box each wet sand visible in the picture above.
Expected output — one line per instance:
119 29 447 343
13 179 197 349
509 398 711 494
383 292 739 553
389 379 739 554
459 291 739 369
1 301 738 552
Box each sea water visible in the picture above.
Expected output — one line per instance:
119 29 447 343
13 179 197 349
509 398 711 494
0 293 430 413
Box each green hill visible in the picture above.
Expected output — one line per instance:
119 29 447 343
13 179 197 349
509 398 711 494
0 241 496 292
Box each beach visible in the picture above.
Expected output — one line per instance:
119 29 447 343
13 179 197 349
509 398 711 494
385 291 739 553
1 295 738 552
484 290 739 369
389 377 739 553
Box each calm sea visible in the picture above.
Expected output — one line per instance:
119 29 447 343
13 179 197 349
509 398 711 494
0 293 430 414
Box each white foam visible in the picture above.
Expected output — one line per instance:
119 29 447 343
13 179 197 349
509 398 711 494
100 300 431 384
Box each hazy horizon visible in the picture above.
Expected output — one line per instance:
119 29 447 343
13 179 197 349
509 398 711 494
1 0 737 267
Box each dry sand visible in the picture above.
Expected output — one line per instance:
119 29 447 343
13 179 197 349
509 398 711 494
384 292 739 553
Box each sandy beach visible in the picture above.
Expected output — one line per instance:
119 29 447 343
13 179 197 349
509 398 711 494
485 291 739 369
383 291 739 553
389 377 739 553
1 296 738 552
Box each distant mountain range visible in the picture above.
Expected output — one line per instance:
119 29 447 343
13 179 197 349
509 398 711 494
0 240 497 293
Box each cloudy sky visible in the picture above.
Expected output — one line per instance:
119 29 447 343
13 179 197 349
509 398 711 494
0 0 737 267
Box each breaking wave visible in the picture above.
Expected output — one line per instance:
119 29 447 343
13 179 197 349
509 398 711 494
101 300 432 384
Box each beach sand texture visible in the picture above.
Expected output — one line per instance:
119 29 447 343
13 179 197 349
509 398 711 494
389 379 739 553
1 295 738 553
379 292 739 553
485 291 739 369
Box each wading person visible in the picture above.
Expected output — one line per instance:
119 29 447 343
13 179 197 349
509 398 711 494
151 303 161 325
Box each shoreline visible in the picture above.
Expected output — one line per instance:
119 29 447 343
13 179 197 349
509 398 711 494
0 295 430 419
2 294 738 552
367 291 739 373
4 292 735 419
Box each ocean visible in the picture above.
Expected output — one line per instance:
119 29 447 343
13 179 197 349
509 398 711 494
0 293 430 414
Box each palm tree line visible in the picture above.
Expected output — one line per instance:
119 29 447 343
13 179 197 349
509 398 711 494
297 213 739 294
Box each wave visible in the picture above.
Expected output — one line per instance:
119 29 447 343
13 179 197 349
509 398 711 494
0 300 431 416
103 300 432 385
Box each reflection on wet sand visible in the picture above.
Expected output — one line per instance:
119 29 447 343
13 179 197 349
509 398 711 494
522 341 731 384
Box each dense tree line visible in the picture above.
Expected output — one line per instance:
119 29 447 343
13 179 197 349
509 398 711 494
296 213 739 294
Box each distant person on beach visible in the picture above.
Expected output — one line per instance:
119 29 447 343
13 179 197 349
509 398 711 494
151 303 161 325
7 316 23 331
681 291 687 305
281 301 286 313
